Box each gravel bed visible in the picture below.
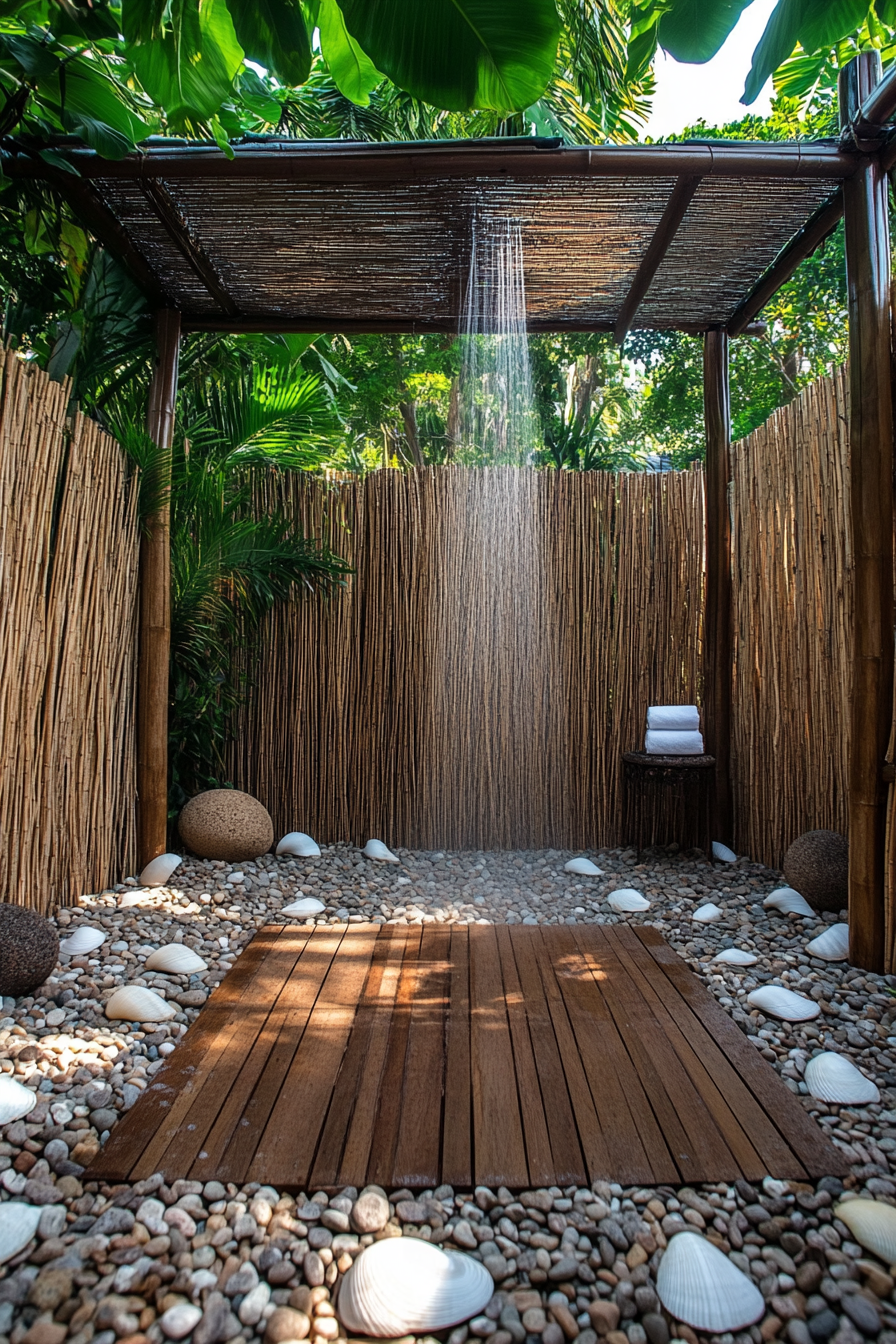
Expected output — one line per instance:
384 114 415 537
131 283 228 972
2 843 896 1344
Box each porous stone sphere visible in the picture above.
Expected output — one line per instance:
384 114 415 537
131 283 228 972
0 904 59 998
178 788 274 862
783 829 848 913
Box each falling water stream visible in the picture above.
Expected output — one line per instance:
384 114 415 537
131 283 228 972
428 215 561 847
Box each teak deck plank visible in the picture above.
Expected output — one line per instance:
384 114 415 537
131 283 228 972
311 926 402 1188
573 925 738 1183
367 926 424 1186
87 921 848 1189
509 926 588 1186
547 926 678 1184
202 926 342 1184
635 926 847 1177
470 924 528 1186
392 924 452 1186
335 927 410 1188
249 926 378 1188
441 925 473 1187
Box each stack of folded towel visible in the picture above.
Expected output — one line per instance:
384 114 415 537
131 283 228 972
644 705 704 755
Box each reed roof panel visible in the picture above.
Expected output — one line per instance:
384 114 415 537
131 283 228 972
44 140 847 333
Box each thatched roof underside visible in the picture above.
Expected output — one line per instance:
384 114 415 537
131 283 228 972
39 140 850 334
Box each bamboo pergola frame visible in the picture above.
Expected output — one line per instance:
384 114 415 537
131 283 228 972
11 53 896 969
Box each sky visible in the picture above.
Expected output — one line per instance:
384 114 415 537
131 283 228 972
641 0 779 139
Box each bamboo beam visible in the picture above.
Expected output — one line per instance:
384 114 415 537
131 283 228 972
855 60 896 142
3 139 858 183
139 179 239 317
703 328 733 846
137 310 181 869
614 175 701 344
841 53 894 972
727 191 844 337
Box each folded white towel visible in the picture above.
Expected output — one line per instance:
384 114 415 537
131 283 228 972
647 705 700 732
644 729 705 755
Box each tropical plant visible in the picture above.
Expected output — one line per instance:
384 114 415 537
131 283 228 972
105 356 350 809
640 0 896 107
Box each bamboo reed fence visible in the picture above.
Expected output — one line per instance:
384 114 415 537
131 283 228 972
230 466 705 850
0 352 140 911
729 368 851 868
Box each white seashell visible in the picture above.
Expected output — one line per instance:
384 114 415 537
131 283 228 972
276 831 321 858
139 853 182 887
712 947 757 966
362 838 400 864
564 857 604 876
712 842 737 863
144 945 207 975
337 1235 493 1336
608 889 650 913
804 1052 880 1105
656 1230 764 1333
746 986 820 1022
806 923 849 961
0 1077 37 1125
105 986 176 1023
693 903 723 923
834 1198 896 1265
282 897 325 917
59 926 106 956
763 887 815 917
0 1202 42 1265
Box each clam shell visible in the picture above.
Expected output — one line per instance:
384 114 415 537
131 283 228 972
59 926 106 956
712 842 737 864
804 1052 880 1104
834 1198 896 1265
693 903 723 923
0 1202 41 1266
712 948 757 966
746 986 820 1022
276 831 321 858
282 897 325 917
337 1236 493 1336
105 986 177 1023
657 1231 764 1333
608 889 650 912
139 853 182 887
0 1076 37 1125
362 838 399 863
565 857 603 876
144 945 207 975
763 887 815 917
805 923 849 961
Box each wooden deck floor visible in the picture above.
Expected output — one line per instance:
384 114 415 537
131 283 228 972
88 922 846 1189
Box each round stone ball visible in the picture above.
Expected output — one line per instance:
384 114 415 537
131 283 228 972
0 904 59 999
178 788 274 862
783 829 848 913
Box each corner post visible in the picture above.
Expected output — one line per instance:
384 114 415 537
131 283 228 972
703 327 733 846
841 52 894 971
137 309 181 869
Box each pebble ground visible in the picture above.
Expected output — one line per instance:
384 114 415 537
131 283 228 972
3 843 896 1344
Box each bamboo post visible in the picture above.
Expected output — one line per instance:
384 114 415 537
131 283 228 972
704 328 733 844
137 310 181 868
840 53 894 971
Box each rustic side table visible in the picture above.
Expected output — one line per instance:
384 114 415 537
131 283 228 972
622 751 716 855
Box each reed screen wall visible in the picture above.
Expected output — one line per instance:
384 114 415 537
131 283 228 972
0 352 140 911
231 467 705 851
730 369 851 868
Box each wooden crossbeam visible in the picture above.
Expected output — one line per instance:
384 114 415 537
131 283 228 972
614 175 701 344
139 179 239 317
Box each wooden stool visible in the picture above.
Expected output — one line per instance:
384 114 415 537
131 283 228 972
622 751 716 855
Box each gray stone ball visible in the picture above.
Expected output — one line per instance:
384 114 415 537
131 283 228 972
0 904 59 999
178 788 274 862
783 829 848 913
